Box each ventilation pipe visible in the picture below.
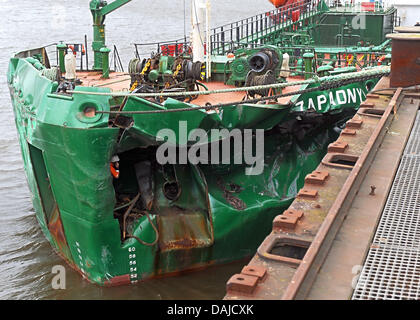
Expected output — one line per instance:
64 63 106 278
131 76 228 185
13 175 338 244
191 0 206 63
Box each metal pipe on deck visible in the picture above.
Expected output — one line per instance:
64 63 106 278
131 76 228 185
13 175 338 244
191 0 206 63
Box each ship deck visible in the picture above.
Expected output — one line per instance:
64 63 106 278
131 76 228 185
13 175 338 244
77 71 301 106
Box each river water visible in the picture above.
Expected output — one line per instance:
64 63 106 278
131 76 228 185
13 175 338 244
0 0 273 300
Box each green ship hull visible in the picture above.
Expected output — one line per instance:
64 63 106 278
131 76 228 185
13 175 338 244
7 0 394 285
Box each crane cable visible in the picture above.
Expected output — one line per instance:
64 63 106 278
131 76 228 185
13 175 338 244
121 193 159 247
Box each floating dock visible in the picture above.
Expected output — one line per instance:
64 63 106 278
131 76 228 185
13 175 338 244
224 33 420 301
352 110 420 300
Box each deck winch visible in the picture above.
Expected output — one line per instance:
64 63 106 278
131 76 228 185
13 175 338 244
128 53 205 101
249 49 280 74
227 46 284 98
227 46 283 86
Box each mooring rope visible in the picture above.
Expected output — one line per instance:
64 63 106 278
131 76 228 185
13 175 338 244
68 66 391 99
93 70 389 115
121 193 159 247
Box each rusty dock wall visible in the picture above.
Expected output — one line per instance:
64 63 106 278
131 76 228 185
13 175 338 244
224 30 420 298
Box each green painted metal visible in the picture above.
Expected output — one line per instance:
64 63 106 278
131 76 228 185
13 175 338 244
226 45 284 86
7 53 374 285
210 0 394 84
90 0 131 70
303 52 314 80
6 0 395 285
317 65 334 76
7 56 339 284
57 42 67 73
292 81 371 114
238 3 392 51
100 47 111 78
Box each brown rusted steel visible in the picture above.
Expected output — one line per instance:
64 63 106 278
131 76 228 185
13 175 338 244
342 128 357 136
360 102 376 108
47 208 96 284
395 26 420 34
306 96 420 300
105 274 131 286
48 206 73 263
257 235 312 267
227 274 260 295
328 141 349 153
369 185 376 196
226 265 268 296
386 33 420 87
366 93 380 99
322 153 359 170
281 87 404 300
346 118 363 129
305 171 329 185
273 209 304 230
357 107 385 118
297 188 318 199
241 265 267 281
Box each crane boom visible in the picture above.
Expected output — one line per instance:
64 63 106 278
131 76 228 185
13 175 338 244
99 0 132 16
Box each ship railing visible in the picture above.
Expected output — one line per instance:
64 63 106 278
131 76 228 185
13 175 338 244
21 37 129 73
131 0 395 60
317 50 390 69
325 0 393 13
68 42 88 71
27 37 91 72
41 43 58 69
111 44 125 72
132 1 322 58
16 43 79 71
210 0 324 55
272 47 390 71
132 37 388 68
48 42 88 72
207 41 388 70
133 37 191 59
